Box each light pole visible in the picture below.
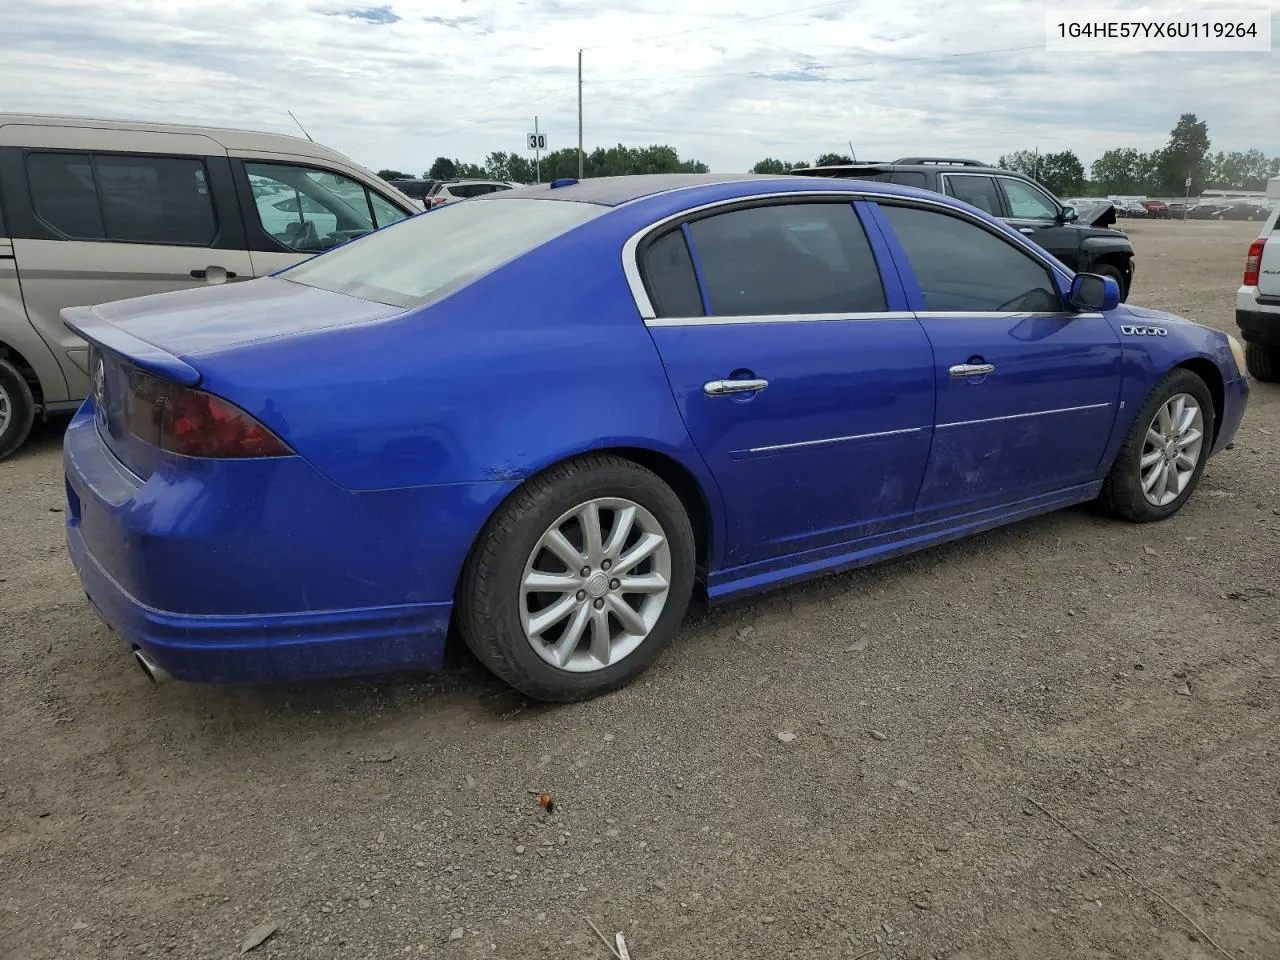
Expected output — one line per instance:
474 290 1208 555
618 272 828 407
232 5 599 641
577 49 584 179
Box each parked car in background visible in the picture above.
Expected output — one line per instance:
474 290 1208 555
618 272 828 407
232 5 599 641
1115 200 1150 218
1187 202 1226 220
1142 200 1171 218
426 178 518 207
0 114 417 458
1218 202 1271 222
792 157 1137 299
1236 202 1280 381
388 178 435 209
61 173 1247 701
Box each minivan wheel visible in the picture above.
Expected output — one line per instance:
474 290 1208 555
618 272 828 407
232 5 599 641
458 454 696 702
0 358 36 461
1244 342 1280 382
1098 369 1215 522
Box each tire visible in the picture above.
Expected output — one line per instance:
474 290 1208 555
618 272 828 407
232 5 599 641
1098 368 1215 523
1244 341 1280 383
457 454 696 702
1093 263 1128 302
0 357 36 461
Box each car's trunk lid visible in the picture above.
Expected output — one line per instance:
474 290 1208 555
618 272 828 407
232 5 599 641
63 277 404 478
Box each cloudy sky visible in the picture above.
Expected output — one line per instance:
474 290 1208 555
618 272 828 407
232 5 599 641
3 0 1277 175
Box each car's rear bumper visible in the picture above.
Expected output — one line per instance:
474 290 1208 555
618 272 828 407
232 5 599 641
68 520 453 682
62 403 509 684
1236 306 1280 348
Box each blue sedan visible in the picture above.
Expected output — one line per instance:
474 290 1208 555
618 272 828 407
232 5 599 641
62 174 1250 701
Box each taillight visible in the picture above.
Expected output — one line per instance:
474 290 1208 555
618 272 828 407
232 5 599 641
128 373 291 458
1243 238 1266 286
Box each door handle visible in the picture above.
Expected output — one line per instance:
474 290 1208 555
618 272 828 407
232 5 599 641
949 363 995 378
190 267 238 281
1019 227 1035 234
704 378 769 396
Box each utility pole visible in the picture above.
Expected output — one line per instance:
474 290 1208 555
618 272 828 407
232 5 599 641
1184 166 1191 220
577 49 584 179
534 115 541 184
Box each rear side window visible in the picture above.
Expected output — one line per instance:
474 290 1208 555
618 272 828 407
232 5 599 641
686 202 887 316
879 204 1061 313
283 197 602 309
26 152 216 245
943 175 1002 216
890 171 929 189
641 229 703 317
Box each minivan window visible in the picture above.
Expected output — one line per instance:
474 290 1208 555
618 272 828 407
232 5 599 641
246 162 407 254
27 153 104 239
687 202 886 315
95 155 217 245
283 197 602 309
27 152 216 245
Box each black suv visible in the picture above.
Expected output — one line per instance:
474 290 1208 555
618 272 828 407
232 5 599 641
792 157 1136 300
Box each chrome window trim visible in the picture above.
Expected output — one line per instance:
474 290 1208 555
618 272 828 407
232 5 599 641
645 311 915 328
937 402 1112 430
747 426 923 454
621 188 1074 321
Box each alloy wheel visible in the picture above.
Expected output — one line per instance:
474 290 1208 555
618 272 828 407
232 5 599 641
520 497 672 672
1140 393 1204 507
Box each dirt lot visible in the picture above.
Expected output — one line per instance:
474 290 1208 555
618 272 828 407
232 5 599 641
1 218 1277 960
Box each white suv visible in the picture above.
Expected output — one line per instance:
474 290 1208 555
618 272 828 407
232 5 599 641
1236 203 1280 381
426 179 518 207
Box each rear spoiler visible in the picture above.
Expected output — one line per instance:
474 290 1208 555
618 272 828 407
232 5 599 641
62 306 202 387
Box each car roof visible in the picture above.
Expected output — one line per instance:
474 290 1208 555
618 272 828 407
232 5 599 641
497 173 797 207
0 112 362 167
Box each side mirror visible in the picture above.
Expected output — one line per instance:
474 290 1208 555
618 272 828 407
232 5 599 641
1069 273 1120 312
1059 205 1078 223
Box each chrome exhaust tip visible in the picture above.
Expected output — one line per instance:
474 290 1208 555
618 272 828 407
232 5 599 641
133 648 171 685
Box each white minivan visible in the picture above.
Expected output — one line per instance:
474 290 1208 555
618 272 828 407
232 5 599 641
0 114 417 458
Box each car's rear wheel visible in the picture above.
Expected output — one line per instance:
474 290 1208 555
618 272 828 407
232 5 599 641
1098 369 1214 522
1244 341 1280 382
458 454 695 702
0 358 36 461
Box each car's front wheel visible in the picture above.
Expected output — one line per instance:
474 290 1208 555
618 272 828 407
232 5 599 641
1098 369 1215 522
458 454 696 702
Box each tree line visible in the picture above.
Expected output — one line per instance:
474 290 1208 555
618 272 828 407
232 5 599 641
379 115 1276 199
378 144 708 185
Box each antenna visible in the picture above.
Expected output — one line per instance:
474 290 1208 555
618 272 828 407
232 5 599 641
287 110 314 142
848 140 856 162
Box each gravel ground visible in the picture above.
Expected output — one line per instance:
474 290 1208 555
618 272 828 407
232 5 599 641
1 218 1276 960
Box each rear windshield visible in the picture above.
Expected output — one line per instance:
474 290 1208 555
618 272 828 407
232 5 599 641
281 198 603 309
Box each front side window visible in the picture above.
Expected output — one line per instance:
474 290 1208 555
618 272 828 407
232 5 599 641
686 202 887 316
1000 178 1059 220
282 197 602 309
246 162 405 253
943 174 1002 216
879 204 1062 313
27 152 216 245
